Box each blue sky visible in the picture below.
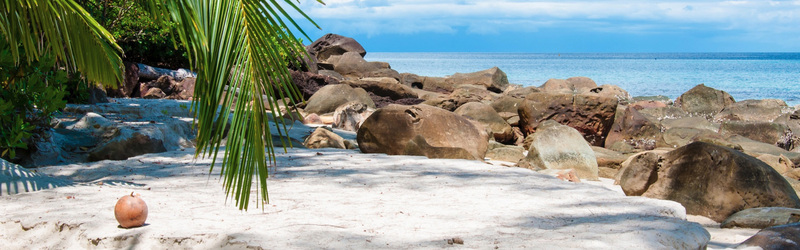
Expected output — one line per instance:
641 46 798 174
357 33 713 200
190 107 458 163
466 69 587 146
291 0 800 53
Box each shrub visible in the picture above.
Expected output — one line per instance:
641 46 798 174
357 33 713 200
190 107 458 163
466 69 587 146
0 42 68 160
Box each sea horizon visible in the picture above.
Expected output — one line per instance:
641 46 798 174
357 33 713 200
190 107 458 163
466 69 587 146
365 52 800 106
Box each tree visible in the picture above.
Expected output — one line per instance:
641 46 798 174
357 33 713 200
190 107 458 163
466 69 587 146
0 0 322 210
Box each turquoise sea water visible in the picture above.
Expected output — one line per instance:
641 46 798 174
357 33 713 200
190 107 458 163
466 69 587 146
364 53 800 106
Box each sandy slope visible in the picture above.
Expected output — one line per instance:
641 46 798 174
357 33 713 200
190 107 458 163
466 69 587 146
0 147 712 249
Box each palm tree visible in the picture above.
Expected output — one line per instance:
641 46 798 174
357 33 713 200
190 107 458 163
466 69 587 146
1 0 321 210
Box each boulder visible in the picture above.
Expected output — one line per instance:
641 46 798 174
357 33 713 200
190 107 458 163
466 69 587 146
518 121 599 180
539 77 596 93
674 84 736 118
304 127 346 149
444 67 509 93
585 84 632 105
87 131 167 161
617 141 800 222
736 222 800 250
143 88 166 99
714 99 788 122
344 77 418 100
662 127 717 148
756 154 794 175
491 96 524 114
291 70 341 99
317 70 344 80
605 105 667 150
304 84 375 115
454 102 514 144
727 135 800 163
306 33 367 62
629 100 668 110
504 86 540 99
357 104 489 160
592 146 629 178
721 207 800 229
660 116 719 132
332 101 374 132
106 61 140 98
719 121 792 148
518 93 617 147
330 52 400 80
636 106 688 121
485 142 525 163
302 113 324 125
399 73 424 89
172 77 196 100
88 84 109 104
447 85 496 109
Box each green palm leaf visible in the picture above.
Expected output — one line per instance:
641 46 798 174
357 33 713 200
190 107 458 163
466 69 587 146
0 0 123 86
161 0 321 210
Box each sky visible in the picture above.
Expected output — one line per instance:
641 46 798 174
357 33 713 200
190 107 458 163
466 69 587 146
287 0 800 53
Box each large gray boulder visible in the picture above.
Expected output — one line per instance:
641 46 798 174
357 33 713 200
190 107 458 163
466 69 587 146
518 120 599 180
304 84 376 115
674 84 736 118
357 104 489 160
617 141 800 222
306 33 367 62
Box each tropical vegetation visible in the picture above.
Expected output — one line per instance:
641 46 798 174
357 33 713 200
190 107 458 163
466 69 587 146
0 0 322 210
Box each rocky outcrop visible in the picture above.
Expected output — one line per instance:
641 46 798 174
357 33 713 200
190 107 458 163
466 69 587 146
304 84 375 115
106 61 140 98
517 121 599 180
617 141 800 222
674 84 736 118
357 104 489 160
518 93 617 146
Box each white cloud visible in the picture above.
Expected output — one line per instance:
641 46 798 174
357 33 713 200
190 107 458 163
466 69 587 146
294 0 800 36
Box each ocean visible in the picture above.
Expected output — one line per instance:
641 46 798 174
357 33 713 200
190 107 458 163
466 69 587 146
364 53 800 106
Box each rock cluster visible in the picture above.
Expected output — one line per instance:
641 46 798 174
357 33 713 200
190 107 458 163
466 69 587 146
286 33 800 227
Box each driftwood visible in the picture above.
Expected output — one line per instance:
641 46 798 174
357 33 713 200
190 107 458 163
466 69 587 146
137 63 196 81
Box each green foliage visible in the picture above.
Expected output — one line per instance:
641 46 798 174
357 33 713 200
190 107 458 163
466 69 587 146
75 0 189 69
0 42 68 160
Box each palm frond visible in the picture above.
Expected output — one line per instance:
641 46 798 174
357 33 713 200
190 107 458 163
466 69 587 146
0 0 123 86
162 0 319 210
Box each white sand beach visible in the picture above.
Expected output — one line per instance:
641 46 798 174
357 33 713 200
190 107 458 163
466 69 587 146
1 144 729 249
